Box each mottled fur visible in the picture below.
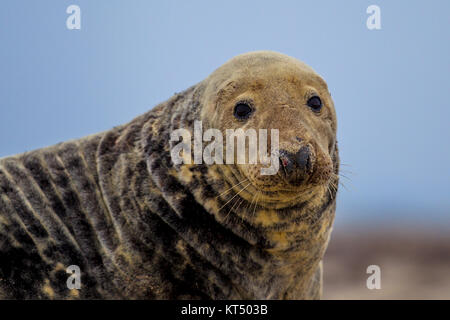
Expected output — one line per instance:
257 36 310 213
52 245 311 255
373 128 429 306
0 51 339 299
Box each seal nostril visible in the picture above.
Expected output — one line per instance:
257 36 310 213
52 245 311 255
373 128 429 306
295 146 311 171
279 150 294 176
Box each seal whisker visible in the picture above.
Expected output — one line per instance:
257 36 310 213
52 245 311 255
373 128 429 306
338 173 352 181
339 181 350 191
218 182 252 212
252 192 261 218
216 178 249 198
223 182 252 223
330 182 339 196
235 197 245 214
225 197 245 223
326 185 334 200
340 163 353 167
246 191 258 214
330 182 338 193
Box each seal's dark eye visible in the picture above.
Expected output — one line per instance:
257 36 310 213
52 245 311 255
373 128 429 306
234 103 253 120
307 96 322 112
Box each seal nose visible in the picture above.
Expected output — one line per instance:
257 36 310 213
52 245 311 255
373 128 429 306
279 146 312 183
295 146 311 171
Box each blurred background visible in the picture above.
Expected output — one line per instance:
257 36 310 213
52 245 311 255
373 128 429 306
1 0 449 299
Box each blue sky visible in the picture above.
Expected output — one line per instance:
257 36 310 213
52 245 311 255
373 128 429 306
1 0 449 227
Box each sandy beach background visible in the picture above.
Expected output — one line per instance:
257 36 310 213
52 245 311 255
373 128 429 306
322 225 450 299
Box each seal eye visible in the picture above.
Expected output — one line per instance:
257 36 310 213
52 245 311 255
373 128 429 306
307 96 322 112
234 103 253 120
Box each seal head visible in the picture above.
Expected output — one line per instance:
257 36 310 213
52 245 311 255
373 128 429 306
200 51 338 209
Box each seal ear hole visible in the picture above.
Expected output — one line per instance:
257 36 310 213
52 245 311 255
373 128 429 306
233 102 253 120
306 96 322 112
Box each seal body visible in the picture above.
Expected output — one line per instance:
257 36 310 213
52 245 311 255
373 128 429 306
0 51 339 299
